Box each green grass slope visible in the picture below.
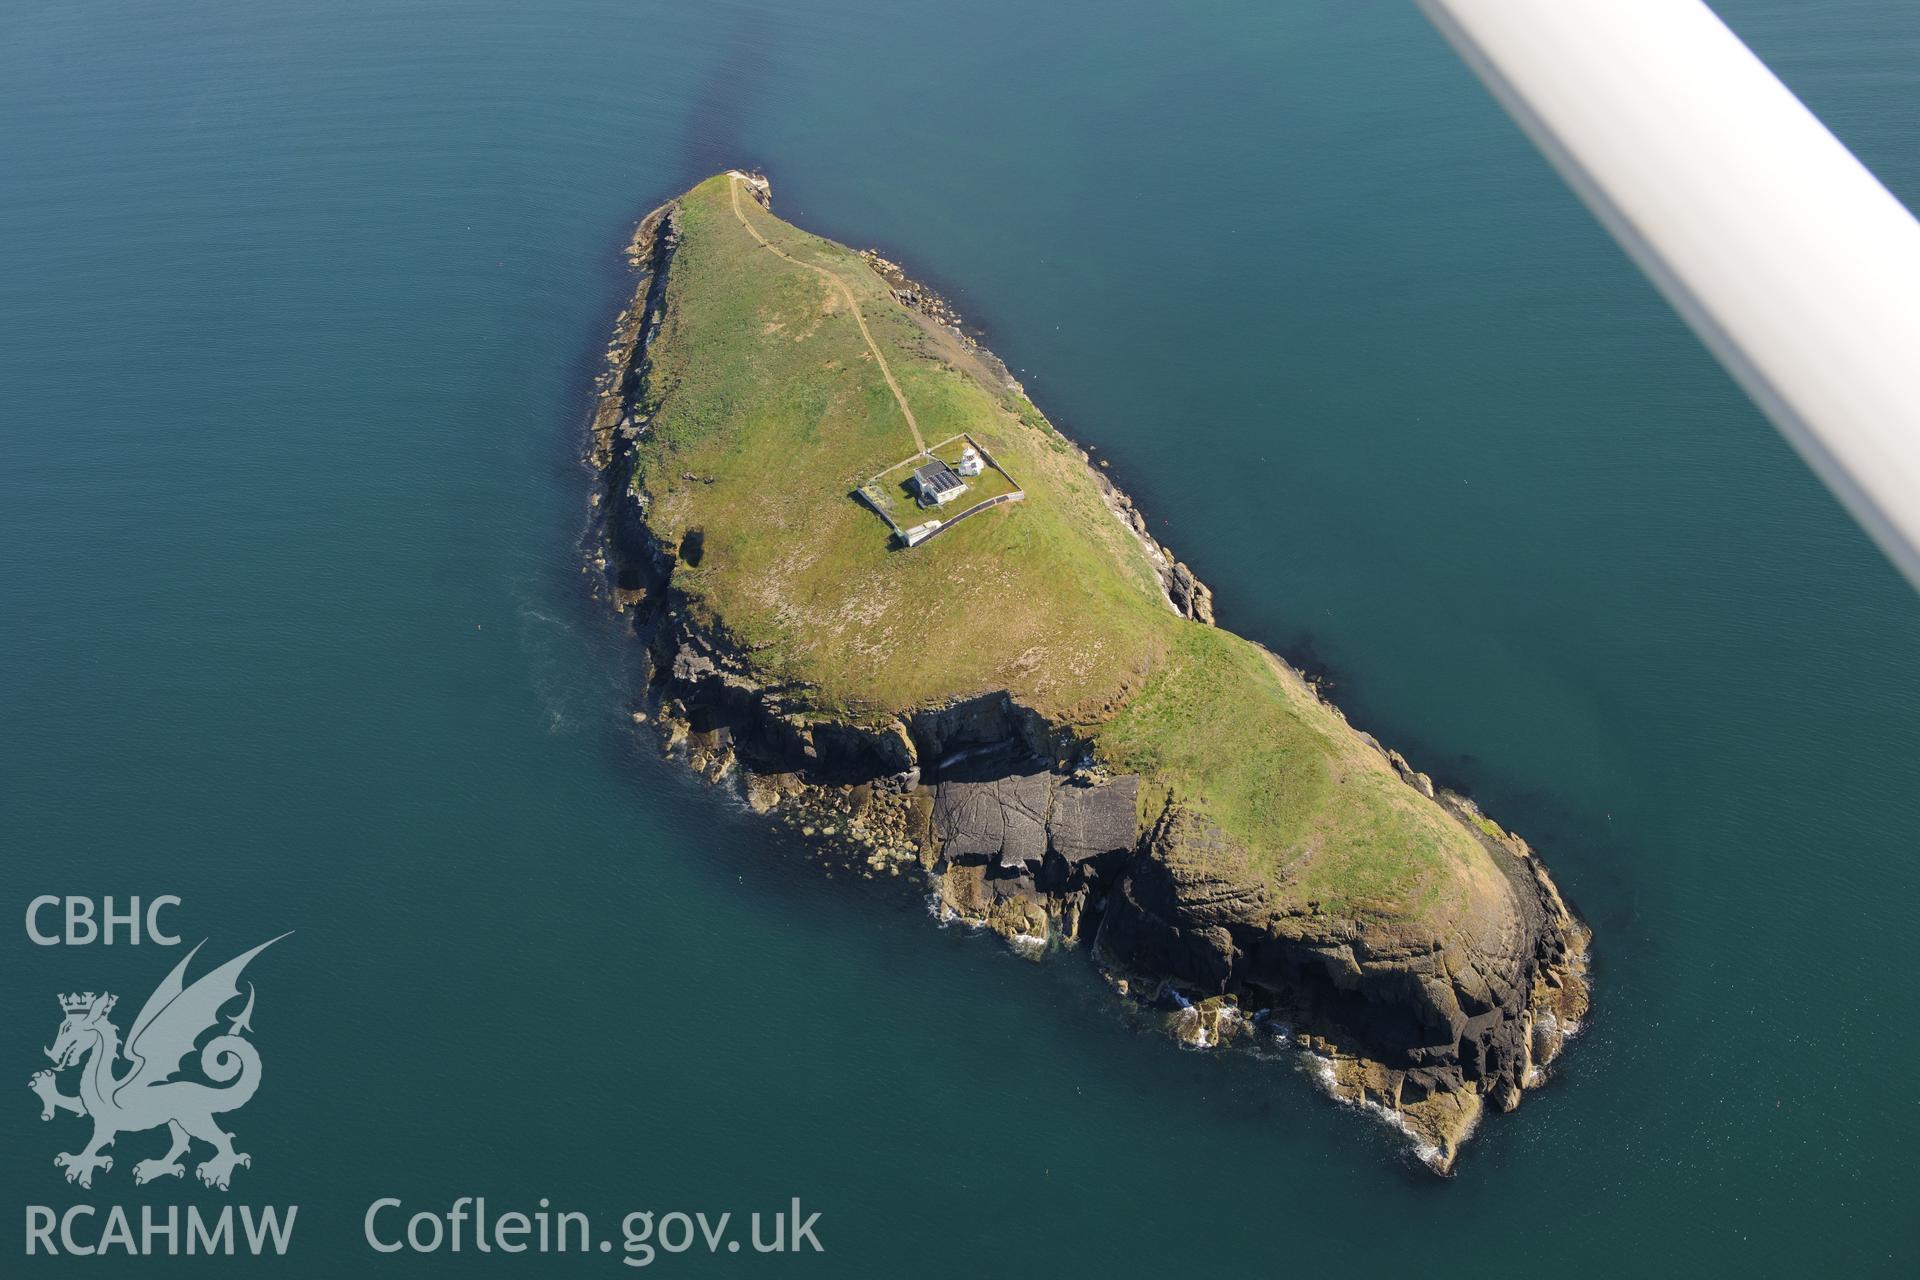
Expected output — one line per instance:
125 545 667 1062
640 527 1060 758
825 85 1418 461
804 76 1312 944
630 174 1507 931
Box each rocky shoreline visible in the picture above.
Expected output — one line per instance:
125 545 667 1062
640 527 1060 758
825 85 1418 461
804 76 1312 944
586 177 1590 1172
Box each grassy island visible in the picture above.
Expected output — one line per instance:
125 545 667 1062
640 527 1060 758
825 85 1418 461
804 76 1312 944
595 173 1590 1170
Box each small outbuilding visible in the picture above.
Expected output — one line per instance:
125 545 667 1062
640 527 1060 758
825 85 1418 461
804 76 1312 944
911 459 967 507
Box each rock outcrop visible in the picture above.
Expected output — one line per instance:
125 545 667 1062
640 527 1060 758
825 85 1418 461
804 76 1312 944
1095 794 1589 1162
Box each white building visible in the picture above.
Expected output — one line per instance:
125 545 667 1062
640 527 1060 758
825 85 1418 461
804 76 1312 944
911 459 967 506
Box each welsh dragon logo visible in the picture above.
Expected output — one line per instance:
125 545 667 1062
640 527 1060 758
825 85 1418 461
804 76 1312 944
28 935 287 1191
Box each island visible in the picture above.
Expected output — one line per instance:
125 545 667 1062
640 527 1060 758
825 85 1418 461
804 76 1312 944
587 172 1590 1171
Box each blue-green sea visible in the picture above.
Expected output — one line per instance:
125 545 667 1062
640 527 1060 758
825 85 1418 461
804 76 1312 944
4 1 1918 1274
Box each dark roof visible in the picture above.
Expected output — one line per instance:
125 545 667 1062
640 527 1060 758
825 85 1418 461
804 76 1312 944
913 460 964 491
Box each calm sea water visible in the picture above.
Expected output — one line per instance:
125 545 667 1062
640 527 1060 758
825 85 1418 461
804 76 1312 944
4 1 1917 1274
